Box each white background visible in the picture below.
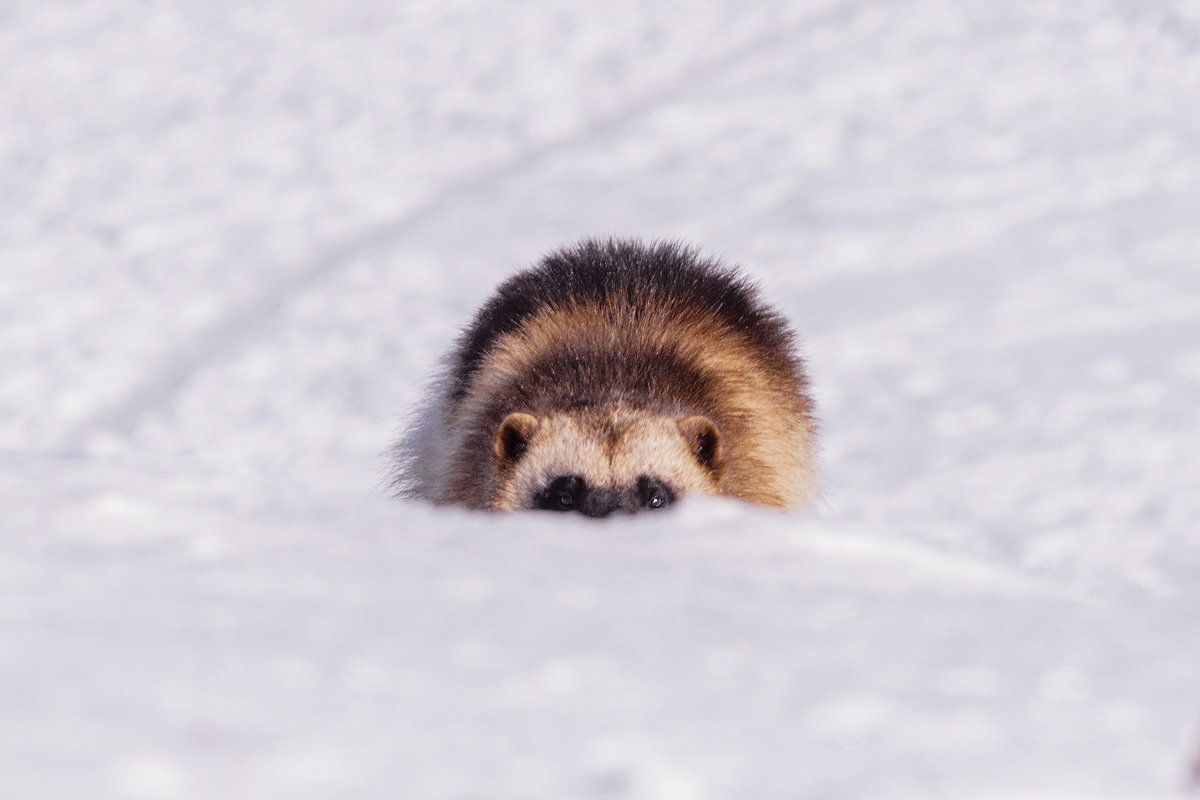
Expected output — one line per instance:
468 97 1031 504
3 1 1199 797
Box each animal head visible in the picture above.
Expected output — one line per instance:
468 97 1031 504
490 409 723 516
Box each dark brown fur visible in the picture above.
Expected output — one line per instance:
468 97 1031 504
393 238 817 511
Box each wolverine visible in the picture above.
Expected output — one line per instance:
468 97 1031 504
392 238 817 515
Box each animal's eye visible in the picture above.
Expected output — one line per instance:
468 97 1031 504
533 475 586 512
637 476 675 511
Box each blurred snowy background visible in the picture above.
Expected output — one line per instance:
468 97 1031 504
3 1 1200 798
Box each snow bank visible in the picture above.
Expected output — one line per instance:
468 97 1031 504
3 1 1199 797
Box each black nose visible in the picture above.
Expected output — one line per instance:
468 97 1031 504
579 488 635 518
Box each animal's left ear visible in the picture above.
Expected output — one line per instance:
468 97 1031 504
677 416 723 473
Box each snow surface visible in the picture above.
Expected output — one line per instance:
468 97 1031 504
3 1 1200 798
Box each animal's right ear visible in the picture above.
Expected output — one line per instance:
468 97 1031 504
494 412 540 465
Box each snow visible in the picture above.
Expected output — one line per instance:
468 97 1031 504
3 1 1200 797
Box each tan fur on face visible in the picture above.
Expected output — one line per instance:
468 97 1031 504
454 299 815 509
491 409 721 510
